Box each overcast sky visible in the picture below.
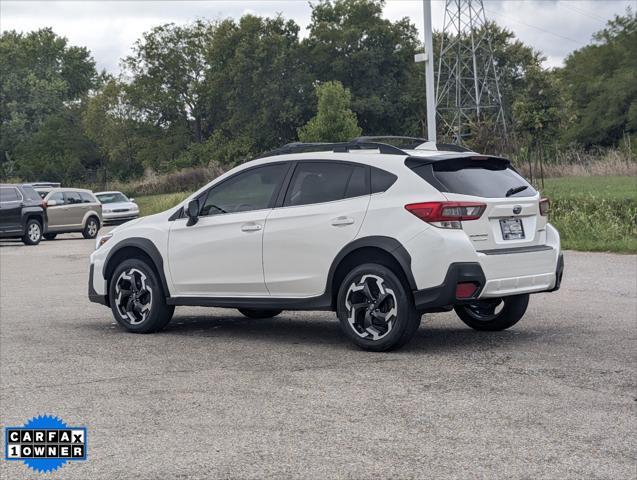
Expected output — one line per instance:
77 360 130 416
1 0 633 73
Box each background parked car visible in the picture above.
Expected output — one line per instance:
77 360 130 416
42 188 102 239
32 182 62 199
95 191 139 224
0 184 45 245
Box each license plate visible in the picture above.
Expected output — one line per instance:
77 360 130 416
500 218 525 240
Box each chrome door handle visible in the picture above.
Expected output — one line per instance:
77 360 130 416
241 224 262 232
331 216 355 226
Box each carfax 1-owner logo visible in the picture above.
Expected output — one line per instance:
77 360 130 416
4 415 87 474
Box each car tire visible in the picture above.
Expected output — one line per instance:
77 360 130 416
337 263 421 351
44 233 57 240
83 216 100 239
108 258 175 333
238 308 282 319
454 294 529 331
22 219 42 245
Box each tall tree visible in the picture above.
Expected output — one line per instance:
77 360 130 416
559 9 637 147
0 28 97 175
304 0 420 135
298 81 361 142
123 20 214 144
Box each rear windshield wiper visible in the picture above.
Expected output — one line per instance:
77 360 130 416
505 185 528 197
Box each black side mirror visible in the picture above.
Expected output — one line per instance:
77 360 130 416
186 199 200 226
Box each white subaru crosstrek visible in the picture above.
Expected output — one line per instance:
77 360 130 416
88 138 564 351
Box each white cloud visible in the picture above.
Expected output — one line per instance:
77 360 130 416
0 0 632 72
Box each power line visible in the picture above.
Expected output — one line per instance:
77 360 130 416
483 7 585 47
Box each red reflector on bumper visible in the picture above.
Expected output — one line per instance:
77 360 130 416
456 282 478 299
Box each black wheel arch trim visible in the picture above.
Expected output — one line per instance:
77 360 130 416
413 262 486 312
102 237 170 298
88 263 108 305
326 236 417 292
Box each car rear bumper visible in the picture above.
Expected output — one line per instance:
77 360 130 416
406 223 562 311
413 253 564 312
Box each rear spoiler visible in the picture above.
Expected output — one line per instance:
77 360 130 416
405 154 512 168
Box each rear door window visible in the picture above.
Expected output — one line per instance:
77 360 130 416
284 162 368 207
65 191 83 204
409 158 537 198
0 187 20 203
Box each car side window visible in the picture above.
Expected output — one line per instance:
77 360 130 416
284 162 367 207
0 187 19 203
344 166 368 198
65 192 82 204
200 163 287 216
80 192 95 203
371 167 398 194
48 192 64 204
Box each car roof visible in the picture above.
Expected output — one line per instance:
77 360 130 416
46 187 95 194
94 191 125 195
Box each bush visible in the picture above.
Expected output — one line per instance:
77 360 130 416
95 165 226 197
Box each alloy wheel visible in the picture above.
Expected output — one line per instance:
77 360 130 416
344 274 397 340
28 223 41 242
114 268 153 325
87 220 98 237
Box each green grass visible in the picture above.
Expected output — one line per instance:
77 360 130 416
538 176 637 201
135 192 189 217
134 176 637 254
536 176 636 253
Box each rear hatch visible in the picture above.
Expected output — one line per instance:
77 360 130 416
407 156 548 252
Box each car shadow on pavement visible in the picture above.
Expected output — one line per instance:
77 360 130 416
153 311 543 352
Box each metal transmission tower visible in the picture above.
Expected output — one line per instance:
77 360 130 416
436 0 506 144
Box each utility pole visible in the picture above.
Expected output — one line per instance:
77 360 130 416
415 0 437 142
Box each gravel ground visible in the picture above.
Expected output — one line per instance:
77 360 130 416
1 232 635 479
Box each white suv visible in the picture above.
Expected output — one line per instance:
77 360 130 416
88 138 563 351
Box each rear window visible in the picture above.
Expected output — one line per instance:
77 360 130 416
408 158 537 198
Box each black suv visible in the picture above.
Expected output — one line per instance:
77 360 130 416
0 184 45 245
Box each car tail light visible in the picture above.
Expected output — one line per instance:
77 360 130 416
405 202 486 229
455 282 479 299
539 198 550 216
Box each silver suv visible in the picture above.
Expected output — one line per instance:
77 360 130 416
42 188 103 240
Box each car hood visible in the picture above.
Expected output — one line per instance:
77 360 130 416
102 201 138 210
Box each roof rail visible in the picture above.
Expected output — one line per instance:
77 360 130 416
352 136 473 153
257 141 408 158
353 136 428 148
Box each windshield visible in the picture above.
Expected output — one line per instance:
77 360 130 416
97 193 129 204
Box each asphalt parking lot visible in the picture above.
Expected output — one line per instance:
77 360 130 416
1 231 635 479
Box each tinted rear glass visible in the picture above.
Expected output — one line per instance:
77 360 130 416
371 168 397 194
409 158 536 198
285 162 355 207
